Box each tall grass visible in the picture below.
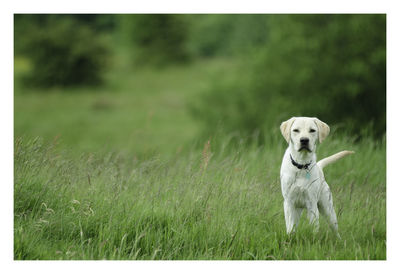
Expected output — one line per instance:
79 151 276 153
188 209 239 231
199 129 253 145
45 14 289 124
14 134 385 260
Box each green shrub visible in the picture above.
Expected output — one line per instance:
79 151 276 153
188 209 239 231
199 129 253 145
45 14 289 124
14 15 111 87
121 14 189 66
191 14 386 139
187 14 269 58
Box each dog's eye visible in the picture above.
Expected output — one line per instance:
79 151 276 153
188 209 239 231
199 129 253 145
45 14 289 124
293 129 299 133
309 129 316 133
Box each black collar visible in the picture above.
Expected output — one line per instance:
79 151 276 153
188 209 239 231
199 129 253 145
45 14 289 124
290 154 312 170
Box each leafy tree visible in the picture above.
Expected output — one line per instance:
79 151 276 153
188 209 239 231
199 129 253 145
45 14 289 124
14 14 111 88
122 14 189 66
187 14 269 57
192 14 386 139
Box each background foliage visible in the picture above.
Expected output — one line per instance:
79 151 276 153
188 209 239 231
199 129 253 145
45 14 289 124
15 14 386 137
190 14 386 139
14 14 112 87
120 14 190 66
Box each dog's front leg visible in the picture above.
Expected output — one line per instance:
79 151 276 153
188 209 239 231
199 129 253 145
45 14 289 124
284 200 302 234
319 184 341 238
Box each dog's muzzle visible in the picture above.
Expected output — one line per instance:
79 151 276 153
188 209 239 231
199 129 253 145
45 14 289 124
299 137 311 152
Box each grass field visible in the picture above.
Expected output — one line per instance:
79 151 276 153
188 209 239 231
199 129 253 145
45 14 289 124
14 57 386 260
14 56 236 157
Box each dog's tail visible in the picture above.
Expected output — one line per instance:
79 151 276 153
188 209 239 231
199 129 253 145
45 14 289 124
317 150 355 170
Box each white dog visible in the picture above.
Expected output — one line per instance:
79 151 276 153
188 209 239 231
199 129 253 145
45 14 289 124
280 117 354 237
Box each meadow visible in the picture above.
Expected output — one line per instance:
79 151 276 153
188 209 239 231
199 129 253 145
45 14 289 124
14 57 386 260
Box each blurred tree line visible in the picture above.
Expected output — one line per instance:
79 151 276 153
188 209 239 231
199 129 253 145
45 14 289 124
14 14 386 138
14 14 113 87
191 14 386 139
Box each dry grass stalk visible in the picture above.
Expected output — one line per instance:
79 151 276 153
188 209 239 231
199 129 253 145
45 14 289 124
201 139 211 173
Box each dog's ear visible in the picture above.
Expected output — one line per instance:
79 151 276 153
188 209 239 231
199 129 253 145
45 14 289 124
314 118 330 143
280 117 296 143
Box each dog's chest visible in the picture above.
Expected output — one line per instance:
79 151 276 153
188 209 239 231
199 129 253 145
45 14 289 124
287 170 319 207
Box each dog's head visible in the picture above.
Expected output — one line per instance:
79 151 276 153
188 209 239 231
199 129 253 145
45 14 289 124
280 117 330 153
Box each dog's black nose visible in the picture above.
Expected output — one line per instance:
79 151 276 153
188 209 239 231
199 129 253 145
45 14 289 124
300 137 309 145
